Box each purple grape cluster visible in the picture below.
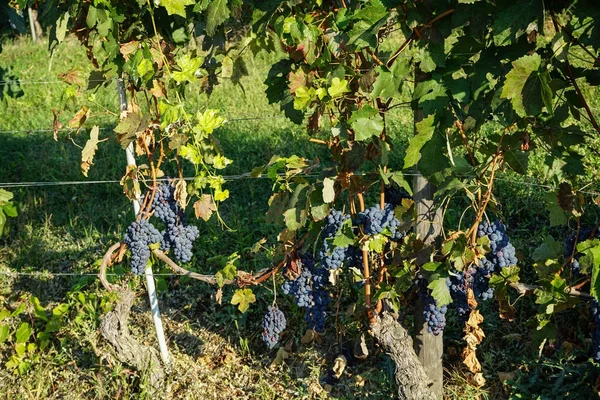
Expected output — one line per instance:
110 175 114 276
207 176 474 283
449 220 517 315
281 254 329 332
148 182 200 263
123 220 163 275
318 210 351 270
423 291 448 336
261 306 287 349
384 184 410 207
356 203 405 240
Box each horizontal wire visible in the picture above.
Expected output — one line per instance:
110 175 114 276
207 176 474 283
0 270 206 277
0 172 331 189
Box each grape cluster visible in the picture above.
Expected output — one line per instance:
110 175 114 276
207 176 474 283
261 306 287 349
384 184 410 207
356 203 405 240
281 254 329 332
448 273 469 318
149 182 199 263
423 292 448 336
449 220 517 315
123 220 163 275
318 210 351 270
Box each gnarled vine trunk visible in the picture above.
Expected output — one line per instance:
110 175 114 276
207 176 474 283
100 288 165 392
372 312 436 400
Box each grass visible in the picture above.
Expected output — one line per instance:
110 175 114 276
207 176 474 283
1 35 600 399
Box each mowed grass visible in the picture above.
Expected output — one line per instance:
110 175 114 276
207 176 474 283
0 35 600 399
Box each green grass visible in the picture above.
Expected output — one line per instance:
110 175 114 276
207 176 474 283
1 35 600 399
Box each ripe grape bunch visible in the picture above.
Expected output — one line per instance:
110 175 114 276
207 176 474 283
261 305 287 349
281 254 329 332
150 182 199 263
423 292 448 336
449 219 517 316
123 220 163 275
318 210 351 270
356 203 405 241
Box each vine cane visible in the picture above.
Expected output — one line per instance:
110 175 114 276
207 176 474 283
117 77 171 369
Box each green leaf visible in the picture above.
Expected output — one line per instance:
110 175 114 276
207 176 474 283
0 324 8 344
327 77 350 98
0 189 14 204
501 54 551 117
371 59 410 100
350 105 383 141
543 192 568 227
418 43 445 73
532 235 563 263
422 262 441 272
161 0 195 18
293 86 315 110
30 296 48 322
368 234 387 253
404 115 435 169
390 171 413 196
230 288 256 313
15 322 31 344
492 0 541 46
206 0 231 36
172 53 203 84
428 276 452 307
55 12 70 44
333 219 356 248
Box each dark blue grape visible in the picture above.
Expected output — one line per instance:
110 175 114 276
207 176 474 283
384 184 411 208
281 254 329 332
450 220 517 314
423 292 448 336
123 220 163 275
356 203 406 241
261 306 286 349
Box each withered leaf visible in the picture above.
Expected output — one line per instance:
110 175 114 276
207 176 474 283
194 194 217 221
81 126 100 177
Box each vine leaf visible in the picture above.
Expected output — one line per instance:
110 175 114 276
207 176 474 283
404 115 435 169
350 105 383 141
161 0 195 18
114 112 149 149
206 0 231 36
68 106 90 129
501 54 552 117
492 0 540 47
231 288 256 313
81 126 100 177
428 275 452 307
371 59 410 100
194 194 217 221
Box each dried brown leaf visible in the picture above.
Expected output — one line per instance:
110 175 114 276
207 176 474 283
194 194 217 221
68 106 90 129
174 178 187 210
332 355 347 379
81 126 100 177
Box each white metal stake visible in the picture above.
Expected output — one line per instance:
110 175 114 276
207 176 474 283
27 8 37 43
117 78 171 368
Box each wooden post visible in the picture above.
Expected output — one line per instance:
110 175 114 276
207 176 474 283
412 3 444 397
